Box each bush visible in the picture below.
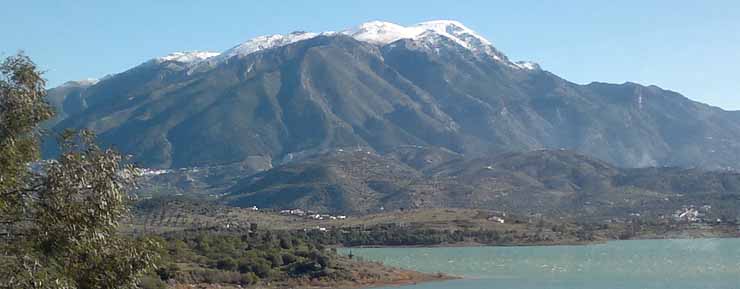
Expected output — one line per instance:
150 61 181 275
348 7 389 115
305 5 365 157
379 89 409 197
200 269 244 284
267 253 284 268
238 257 272 278
280 238 292 249
139 276 168 289
156 263 179 280
282 253 298 264
239 272 259 285
216 257 238 271
251 260 273 278
287 260 322 277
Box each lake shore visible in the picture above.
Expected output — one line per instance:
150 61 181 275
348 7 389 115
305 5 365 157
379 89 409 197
166 258 458 289
275 259 459 289
340 238 740 289
129 202 739 289
339 228 740 249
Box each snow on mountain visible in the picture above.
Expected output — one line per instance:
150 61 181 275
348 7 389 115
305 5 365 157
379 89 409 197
150 20 538 70
342 20 537 67
342 20 490 49
342 20 511 62
213 31 318 62
415 20 493 48
342 21 420 45
60 78 99 87
514 61 541 70
156 51 219 63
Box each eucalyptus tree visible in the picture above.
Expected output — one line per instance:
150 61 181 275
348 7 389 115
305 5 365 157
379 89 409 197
0 54 159 289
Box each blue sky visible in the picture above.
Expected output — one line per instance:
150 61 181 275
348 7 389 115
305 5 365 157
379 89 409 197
2 0 739 110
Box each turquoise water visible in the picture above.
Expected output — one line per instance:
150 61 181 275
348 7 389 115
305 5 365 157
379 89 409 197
343 239 740 289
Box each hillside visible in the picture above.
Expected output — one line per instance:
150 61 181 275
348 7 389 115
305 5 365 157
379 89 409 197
224 148 740 219
225 148 423 214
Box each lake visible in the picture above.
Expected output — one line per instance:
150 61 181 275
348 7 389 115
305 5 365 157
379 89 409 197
343 239 740 289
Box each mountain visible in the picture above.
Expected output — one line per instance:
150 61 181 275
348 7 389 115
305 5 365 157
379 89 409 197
45 79 98 127
46 20 740 170
224 148 740 219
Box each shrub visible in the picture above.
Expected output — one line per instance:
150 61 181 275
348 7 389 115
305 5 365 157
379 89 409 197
216 257 238 271
139 276 168 289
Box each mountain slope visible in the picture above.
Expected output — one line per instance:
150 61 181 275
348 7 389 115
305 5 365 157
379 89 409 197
224 148 740 219
46 20 740 170
45 79 98 127
226 148 423 213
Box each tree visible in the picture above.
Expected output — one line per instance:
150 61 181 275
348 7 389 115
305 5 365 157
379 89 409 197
0 53 53 211
0 53 159 289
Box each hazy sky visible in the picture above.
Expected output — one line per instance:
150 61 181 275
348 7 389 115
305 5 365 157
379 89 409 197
2 0 738 110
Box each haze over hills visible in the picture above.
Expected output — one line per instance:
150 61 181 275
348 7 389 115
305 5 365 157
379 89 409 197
45 20 740 172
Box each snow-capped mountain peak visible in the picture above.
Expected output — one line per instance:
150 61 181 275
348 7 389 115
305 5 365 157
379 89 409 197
213 31 318 62
341 20 525 64
514 61 541 70
342 21 419 45
156 51 219 63
342 20 492 49
60 78 99 87
150 20 537 71
415 20 492 47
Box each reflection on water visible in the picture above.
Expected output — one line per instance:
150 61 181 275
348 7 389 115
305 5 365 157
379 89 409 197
343 239 740 289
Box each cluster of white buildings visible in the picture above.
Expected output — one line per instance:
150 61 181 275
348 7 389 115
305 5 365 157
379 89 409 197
279 208 347 221
280 209 306 215
674 208 701 222
673 205 714 223
138 168 172 176
487 212 507 224
309 214 347 220
302 226 329 232
488 216 505 224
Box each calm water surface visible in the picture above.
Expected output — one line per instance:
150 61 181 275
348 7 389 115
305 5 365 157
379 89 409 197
343 239 740 289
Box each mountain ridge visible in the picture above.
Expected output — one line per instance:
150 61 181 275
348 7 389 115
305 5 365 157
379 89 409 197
45 20 740 171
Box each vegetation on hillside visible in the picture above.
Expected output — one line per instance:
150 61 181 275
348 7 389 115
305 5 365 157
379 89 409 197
224 149 740 220
143 228 350 288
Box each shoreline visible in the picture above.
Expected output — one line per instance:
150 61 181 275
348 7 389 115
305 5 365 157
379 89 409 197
171 272 458 289
316 272 459 289
338 234 740 250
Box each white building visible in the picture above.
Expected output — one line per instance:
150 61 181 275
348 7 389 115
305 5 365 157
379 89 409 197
674 208 701 222
489 216 505 224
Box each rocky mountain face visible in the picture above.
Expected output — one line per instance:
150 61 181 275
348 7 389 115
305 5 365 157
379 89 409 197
224 148 740 219
45 79 98 127
46 20 740 171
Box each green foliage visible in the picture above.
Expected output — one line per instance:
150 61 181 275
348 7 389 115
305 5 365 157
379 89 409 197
0 54 159 289
0 53 53 213
149 223 558 286
154 229 350 286
138 276 167 289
